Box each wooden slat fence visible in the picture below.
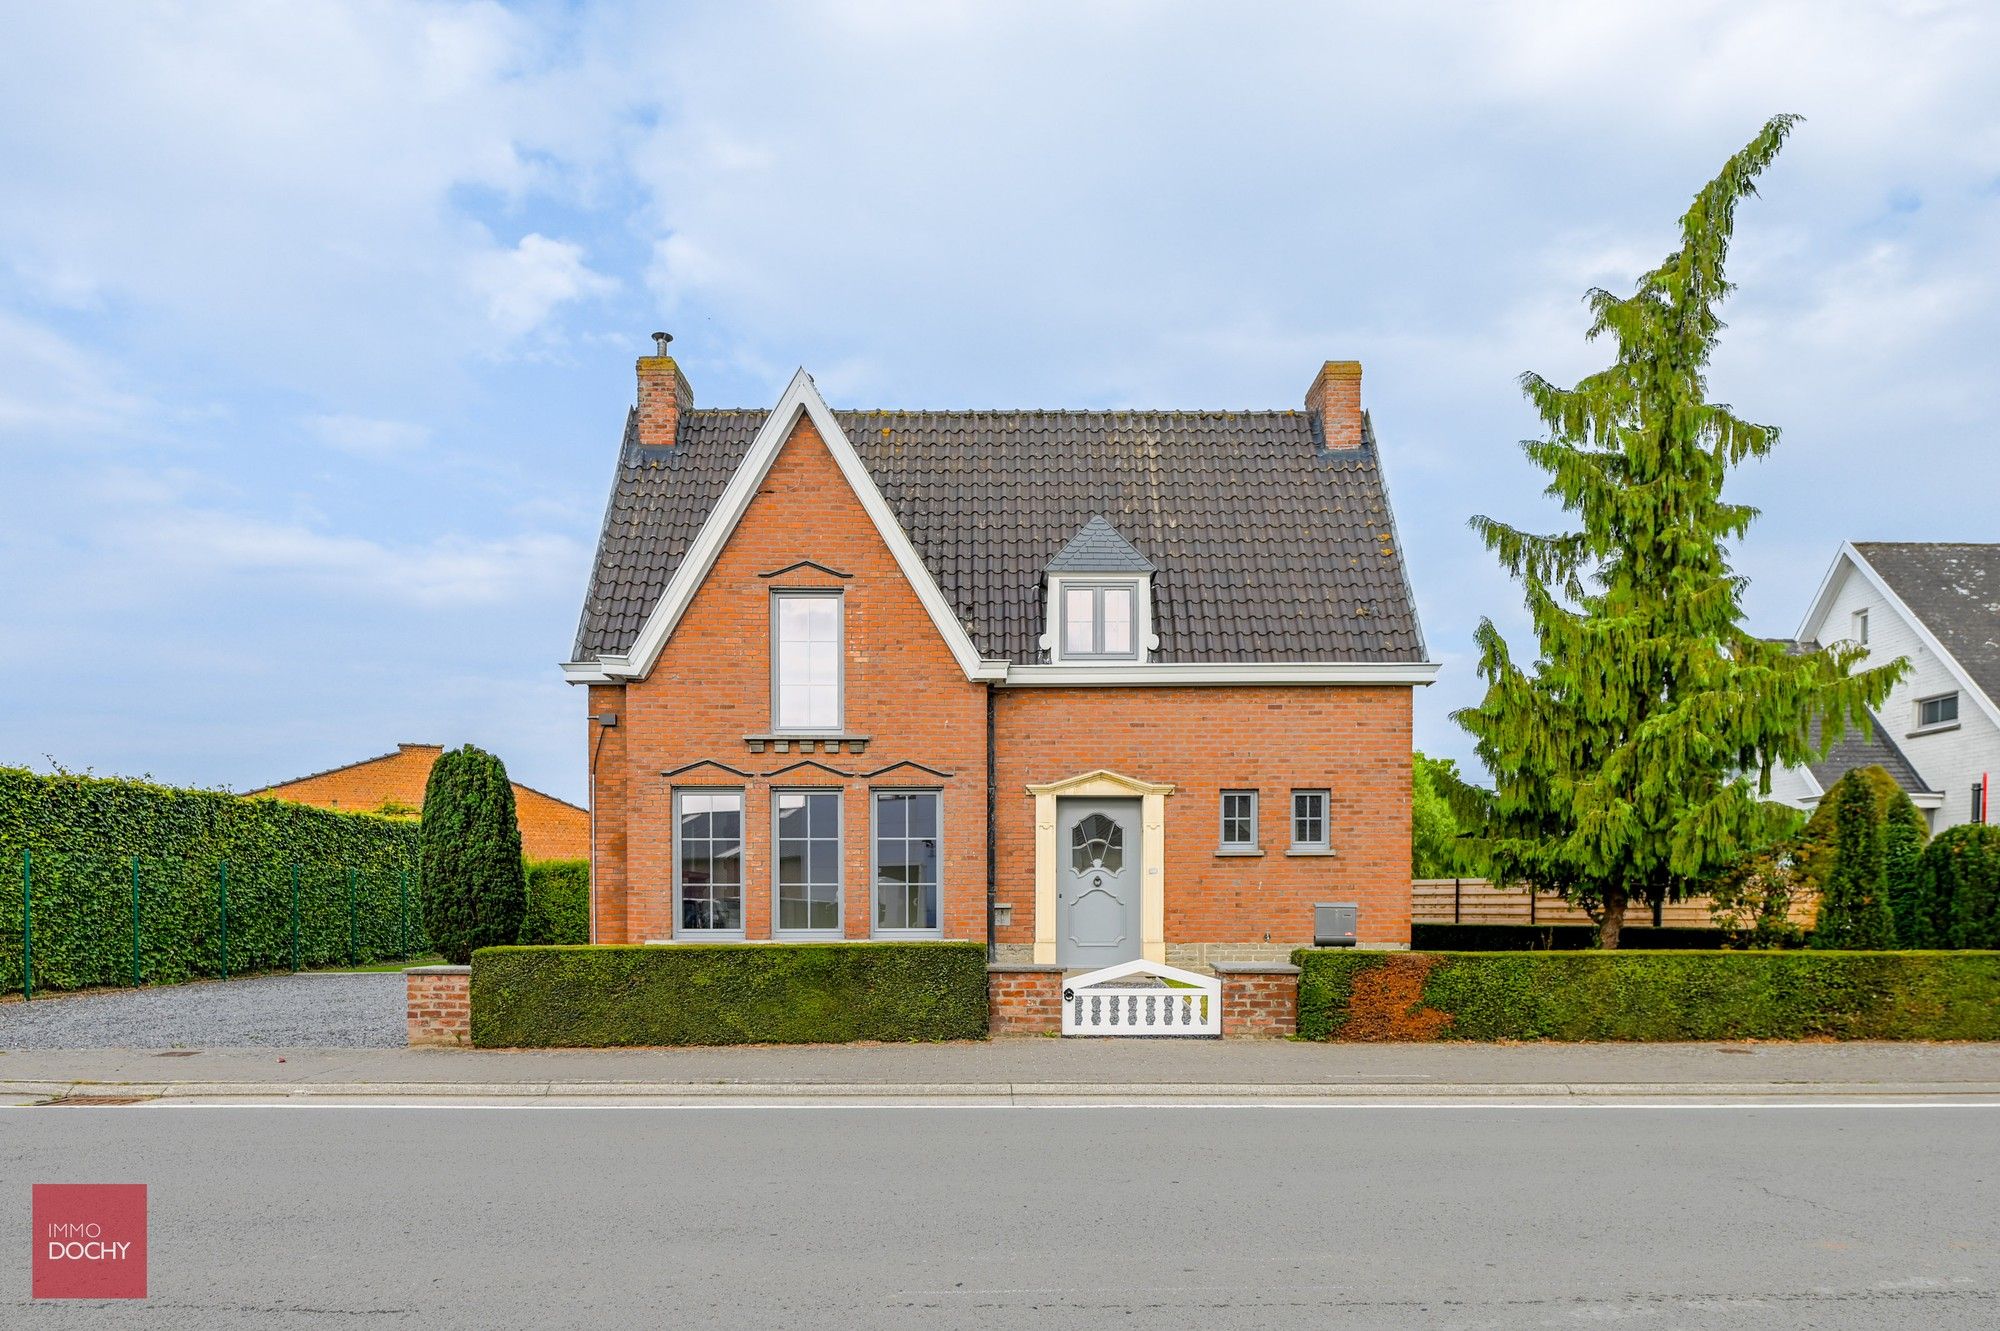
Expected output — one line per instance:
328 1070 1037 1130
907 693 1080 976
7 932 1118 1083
1413 879 1721 928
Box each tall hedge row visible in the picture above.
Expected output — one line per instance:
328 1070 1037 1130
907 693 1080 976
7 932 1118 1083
519 858 589 946
1293 948 2000 1041
0 767 420 993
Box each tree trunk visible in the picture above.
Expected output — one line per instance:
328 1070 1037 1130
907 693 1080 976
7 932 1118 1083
1599 886 1629 949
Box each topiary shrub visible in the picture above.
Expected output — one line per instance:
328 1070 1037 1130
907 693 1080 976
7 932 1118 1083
1810 769 1895 949
419 745 527 965
1938 824 2000 950
1881 791 1929 945
519 858 589 945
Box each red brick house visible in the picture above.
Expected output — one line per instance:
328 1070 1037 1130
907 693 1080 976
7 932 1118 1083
566 345 1434 966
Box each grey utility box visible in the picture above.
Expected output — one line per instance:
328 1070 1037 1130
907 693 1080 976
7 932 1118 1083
1314 902 1358 947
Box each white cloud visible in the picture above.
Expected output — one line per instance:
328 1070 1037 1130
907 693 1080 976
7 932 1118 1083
467 233 616 343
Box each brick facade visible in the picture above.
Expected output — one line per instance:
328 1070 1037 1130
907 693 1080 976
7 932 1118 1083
250 743 589 861
584 366 1418 959
405 966 471 1046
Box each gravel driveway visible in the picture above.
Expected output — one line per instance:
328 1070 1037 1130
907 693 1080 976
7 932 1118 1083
0 972 407 1049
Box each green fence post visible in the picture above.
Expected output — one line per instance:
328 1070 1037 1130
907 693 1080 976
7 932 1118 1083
131 856 141 988
347 867 358 966
219 860 229 982
20 848 30 1002
399 866 409 959
290 863 300 973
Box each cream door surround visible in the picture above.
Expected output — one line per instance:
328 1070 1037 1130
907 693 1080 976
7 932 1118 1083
1027 769 1175 965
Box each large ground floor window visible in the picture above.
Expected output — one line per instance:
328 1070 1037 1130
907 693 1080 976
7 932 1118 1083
677 789 743 934
873 790 940 936
775 790 842 935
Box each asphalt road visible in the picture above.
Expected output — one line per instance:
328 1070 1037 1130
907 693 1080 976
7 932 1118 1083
5 1101 1996 1329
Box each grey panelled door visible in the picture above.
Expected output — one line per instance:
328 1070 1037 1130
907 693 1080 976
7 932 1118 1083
1057 798 1143 968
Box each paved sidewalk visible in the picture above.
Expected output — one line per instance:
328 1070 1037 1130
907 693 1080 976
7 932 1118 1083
5 1040 1999 1102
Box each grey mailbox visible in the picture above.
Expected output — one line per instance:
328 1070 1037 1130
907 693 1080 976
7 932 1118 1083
1314 902 1357 947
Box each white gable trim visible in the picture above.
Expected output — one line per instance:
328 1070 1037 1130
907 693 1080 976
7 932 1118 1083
1801 543 2000 732
571 369 1004 685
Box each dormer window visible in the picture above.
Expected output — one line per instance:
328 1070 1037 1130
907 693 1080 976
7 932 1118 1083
1062 582 1139 660
1042 515 1157 666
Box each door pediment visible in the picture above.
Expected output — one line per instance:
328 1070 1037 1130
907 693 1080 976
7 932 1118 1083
1026 769 1175 799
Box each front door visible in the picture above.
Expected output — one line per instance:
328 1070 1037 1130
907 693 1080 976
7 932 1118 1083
1057 797 1143 968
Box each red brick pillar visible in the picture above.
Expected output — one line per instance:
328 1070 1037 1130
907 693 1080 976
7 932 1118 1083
1213 962 1299 1038
406 965 471 1047
988 964 1064 1035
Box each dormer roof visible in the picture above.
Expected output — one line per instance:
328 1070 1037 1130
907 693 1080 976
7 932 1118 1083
1045 516 1157 576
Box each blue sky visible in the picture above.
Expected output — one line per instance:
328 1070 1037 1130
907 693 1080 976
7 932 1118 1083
2 1 1996 805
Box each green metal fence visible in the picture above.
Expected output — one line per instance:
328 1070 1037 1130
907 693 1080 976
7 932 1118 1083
3 847 423 999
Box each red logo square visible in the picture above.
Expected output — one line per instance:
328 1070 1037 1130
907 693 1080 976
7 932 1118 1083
32 1184 147 1300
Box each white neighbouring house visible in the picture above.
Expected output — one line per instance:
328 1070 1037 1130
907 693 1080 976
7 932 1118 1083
1769 542 1999 832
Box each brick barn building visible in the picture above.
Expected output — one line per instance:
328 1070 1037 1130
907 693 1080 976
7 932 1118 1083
245 743 589 862
566 344 1434 965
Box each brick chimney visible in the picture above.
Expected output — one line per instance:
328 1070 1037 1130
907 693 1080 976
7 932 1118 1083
1304 360 1364 451
636 332 692 449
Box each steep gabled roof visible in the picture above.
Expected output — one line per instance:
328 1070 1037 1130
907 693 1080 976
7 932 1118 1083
1851 542 2000 711
573 391 1426 668
1805 713 1936 800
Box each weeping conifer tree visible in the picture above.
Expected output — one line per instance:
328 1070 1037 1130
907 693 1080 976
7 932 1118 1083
1456 115 1903 947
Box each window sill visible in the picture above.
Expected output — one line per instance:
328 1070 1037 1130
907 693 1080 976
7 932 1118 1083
744 732 871 755
1907 723 1960 738
645 934 747 944
1214 847 1264 858
871 931 945 941
1286 847 1337 857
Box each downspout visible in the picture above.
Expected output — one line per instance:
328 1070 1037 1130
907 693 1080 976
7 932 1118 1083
986 685 997 963
587 709 616 945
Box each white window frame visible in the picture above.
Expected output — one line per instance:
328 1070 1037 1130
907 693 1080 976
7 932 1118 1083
772 788 844 939
770 588 844 734
1219 789 1260 853
1851 608 1869 646
673 787 745 939
1290 789 1331 852
1914 691 1960 734
1043 575 1152 664
871 789 943 938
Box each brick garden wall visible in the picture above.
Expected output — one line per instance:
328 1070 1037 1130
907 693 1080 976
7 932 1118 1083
988 965 1064 1035
1213 962 1301 1038
406 966 471 1047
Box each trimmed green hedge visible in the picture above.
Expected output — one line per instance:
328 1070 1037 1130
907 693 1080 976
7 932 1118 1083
0 767 420 993
1292 948 2000 1041
519 858 589 946
471 942 989 1047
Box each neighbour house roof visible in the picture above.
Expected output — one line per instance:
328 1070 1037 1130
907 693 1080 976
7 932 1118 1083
1805 714 1936 800
574 405 1426 667
1851 542 2000 710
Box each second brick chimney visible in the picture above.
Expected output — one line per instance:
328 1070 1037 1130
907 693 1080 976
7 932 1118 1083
1304 360 1364 451
636 332 693 449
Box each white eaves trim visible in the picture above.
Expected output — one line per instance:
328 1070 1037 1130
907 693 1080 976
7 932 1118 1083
1800 542 2000 733
572 368 1004 685
1000 661 1440 687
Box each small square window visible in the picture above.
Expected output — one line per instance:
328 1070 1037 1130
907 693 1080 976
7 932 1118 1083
1918 693 1959 729
1220 790 1258 850
1291 790 1330 850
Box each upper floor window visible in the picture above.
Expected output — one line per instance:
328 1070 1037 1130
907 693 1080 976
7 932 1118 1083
1851 609 1869 645
1917 692 1959 731
773 591 842 731
1060 581 1140 661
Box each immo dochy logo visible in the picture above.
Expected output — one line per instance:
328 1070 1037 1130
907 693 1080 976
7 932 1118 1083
32 1184 147 1299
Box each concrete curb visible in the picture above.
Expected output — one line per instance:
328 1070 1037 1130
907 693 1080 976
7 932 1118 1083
11 1079 2000 1102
